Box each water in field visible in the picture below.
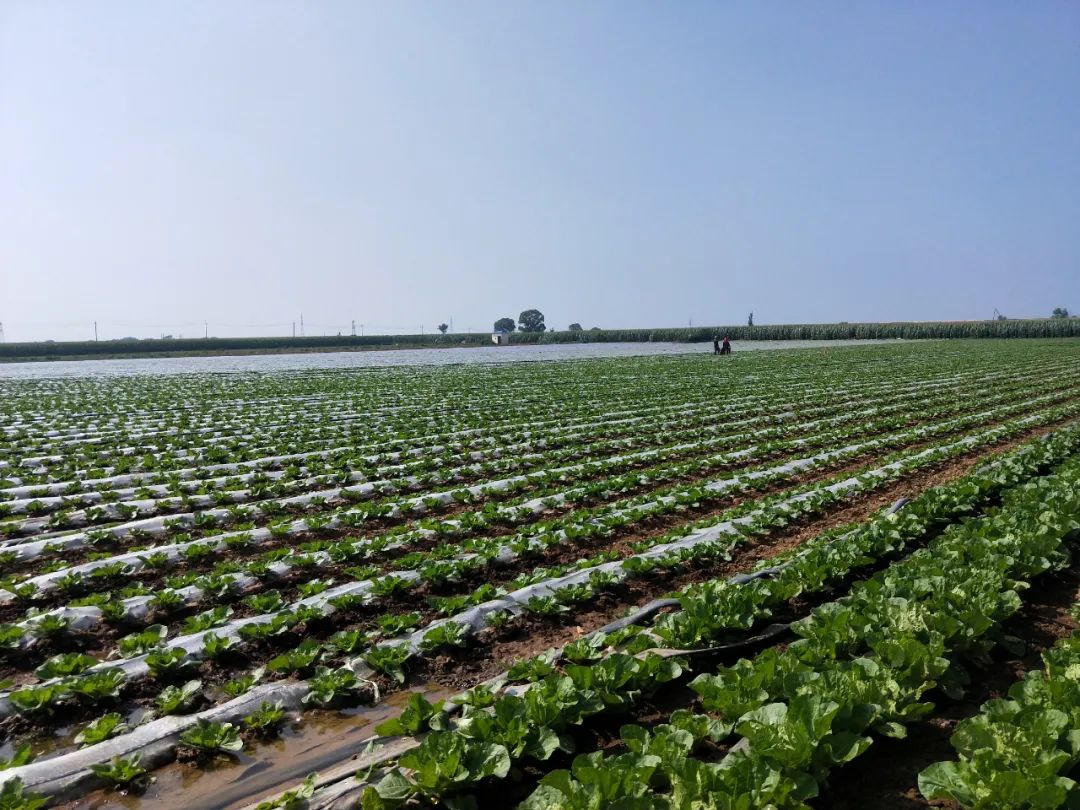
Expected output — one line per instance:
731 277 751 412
60 685 453 810
0 339 896 378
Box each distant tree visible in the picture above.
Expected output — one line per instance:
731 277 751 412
438 323 449 334
1052 307 1071 319
747 312 754 327
589 326 602 331
493 317 516 333
518 309 546 333
568 323 583 332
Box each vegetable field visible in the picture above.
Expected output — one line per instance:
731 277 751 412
1 340 1079 809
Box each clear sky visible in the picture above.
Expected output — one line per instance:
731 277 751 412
2 2 1078 342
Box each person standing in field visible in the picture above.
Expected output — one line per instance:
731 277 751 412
713 335 721 354
721 335 731 354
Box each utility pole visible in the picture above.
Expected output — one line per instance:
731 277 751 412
204 321 208 339
351 320 356 337
0 322 5 343
292 322 296 338
360 323 364 336
450 316 454 333
93 321 98 342
300 314 305 337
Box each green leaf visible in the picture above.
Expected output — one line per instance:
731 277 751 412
918 760 976 805
0 744 34 771
0 777 47 810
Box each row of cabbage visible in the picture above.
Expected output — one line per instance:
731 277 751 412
0 421 1075 803
5 358 1074 602
229 412 1080 809
0 346 1065 493
2 376 1074 736
2 366 1012 536
918 605 1080 807
0 342 1078 806
4 355 1058 540
1 349 933 483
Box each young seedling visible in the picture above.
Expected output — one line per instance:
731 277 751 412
75 713 128 747
68 669 125 702
145 648 194 681
34 652 98 680
243 701 287 737
202 632 238 661
363 645 411 684
118 624 167 657
303 666 359 707
223 667 265 699
90 755 148 790
179 718 243 756
154 679 203 715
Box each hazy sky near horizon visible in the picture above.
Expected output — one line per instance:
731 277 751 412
2 3 1079 342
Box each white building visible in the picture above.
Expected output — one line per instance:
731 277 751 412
491 331 511 345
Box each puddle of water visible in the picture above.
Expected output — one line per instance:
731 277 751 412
59 684 452 810
2 725 80 764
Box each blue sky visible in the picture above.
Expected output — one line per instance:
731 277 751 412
2 2 1078 341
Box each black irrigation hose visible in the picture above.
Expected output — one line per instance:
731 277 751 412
592 598 680 636
577 496 912 656
670 622 794 658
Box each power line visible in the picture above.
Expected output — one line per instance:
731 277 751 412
3 317 482 342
